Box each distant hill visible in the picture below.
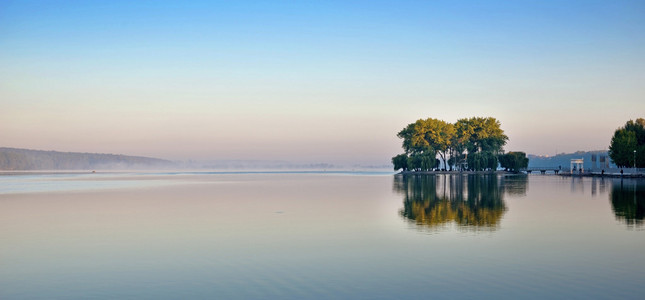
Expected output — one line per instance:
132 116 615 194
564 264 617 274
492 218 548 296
528 150 616 170
0 147 174 170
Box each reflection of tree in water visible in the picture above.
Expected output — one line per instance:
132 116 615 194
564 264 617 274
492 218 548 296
610 179 645 228
394 174 525 231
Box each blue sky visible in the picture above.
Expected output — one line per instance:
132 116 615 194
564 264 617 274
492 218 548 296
1 0 644 164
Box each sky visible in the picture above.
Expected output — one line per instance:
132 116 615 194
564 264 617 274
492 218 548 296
1 0 644 165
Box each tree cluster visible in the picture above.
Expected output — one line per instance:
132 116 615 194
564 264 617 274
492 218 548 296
392 117 509 171
608 118 645 168
498 152 529 172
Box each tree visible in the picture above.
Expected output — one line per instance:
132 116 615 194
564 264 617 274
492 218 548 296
453 117 507 171
392 154 409 171
407 154 422 172
609 118 645 168
455 117 508 154
419 152 438 171
394 117 509 171
467 153 483 171
404 152 437 172
485 152 499 170
466 152 497 171
499 152 529 172
452 120 471 170
417 118 453 169
397 118 451 169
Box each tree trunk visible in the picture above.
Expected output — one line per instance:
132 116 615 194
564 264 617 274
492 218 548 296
440 151 448 171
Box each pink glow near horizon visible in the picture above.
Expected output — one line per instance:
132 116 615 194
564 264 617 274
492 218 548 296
2 1 643 163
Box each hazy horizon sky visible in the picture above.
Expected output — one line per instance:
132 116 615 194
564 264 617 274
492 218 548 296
2 1 644 164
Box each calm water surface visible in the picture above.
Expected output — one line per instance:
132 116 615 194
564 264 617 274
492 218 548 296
1 172 644 299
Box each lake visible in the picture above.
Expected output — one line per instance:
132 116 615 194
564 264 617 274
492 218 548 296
1 172 644 299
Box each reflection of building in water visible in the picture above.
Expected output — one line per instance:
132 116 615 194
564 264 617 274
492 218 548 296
610 179 645 228
569 177 613 198
591 177 607 197
599 177 607 194
394 174 526 231
570 177 584 194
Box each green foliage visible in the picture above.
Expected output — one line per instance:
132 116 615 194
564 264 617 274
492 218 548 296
448 156 457 168
419 152 437 171
407 154 421 171
455 117 508 154
609 118 645 168
404 152 437 172
498 152 529 172
396 118 451 168
486 152 499 170
468 153 482 171
392 154 409 171
467 152 499 171
395 116 508 171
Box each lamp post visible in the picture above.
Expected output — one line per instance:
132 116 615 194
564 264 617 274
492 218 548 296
635 150 637 169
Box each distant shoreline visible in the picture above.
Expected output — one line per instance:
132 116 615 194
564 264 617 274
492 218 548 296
0 170 396 176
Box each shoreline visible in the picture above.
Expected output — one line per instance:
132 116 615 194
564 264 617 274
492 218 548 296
397 170 517 175
396 170 644 178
